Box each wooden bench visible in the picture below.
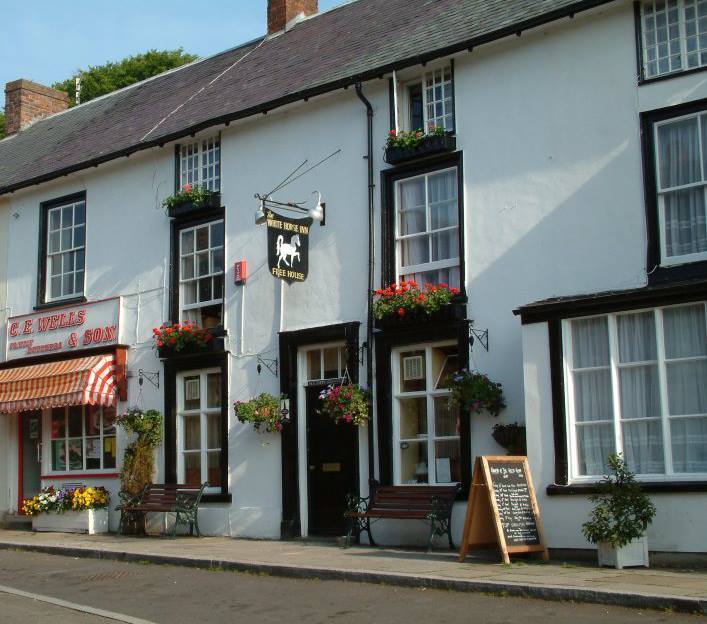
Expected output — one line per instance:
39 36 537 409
344 482 460 551
117 483 208 537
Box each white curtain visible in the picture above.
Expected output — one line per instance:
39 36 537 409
399 178 427 271
664 304 707 473
658 116 707 258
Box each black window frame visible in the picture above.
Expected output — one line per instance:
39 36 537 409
36 191 88 310
641 97 707 285
381 151 465 294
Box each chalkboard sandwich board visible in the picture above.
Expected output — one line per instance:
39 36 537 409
459 456 549 564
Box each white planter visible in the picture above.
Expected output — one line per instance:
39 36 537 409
597 535 649 569
32 509 109 535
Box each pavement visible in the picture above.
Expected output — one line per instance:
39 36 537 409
0 529 705 615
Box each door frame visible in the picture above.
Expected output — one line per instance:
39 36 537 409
278 322 361 539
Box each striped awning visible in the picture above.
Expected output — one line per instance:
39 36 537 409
0 355 118 414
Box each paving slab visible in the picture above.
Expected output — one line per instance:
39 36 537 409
0 530 704 614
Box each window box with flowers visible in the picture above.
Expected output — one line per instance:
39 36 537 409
23 486 110 534
153 322 226 359
373 282 465 329
163 184 222 219
384 126 456 166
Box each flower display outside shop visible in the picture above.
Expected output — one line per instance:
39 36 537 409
386 125 446 150
234 393 290 433
373 281 460 320
117 407 163 498
153 322 213 353
318 383 369 426
22 486 109 516
161 183 216 211
447 369 506 417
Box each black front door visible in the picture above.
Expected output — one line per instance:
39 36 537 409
306 385 358 537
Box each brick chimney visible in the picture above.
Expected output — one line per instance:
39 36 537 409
268 0 317 34
4 79 69 136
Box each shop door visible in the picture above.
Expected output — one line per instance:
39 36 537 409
20 411 43 508
306 385 358 537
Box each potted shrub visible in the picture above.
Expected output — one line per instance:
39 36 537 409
153 322 222 358
582 453 656 569
23 486 110 534
447 369 506 417
318 383 369 426
162 184 221 218
373 281 464 328
492 422 526 455
384 126 456 165
234 393 290 433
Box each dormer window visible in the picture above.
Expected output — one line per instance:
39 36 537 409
401 66 455 132
178 135 221 192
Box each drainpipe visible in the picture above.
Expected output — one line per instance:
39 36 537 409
355 82 376 488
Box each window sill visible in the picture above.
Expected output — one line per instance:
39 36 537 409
41 472 120 480
201 493 232 504
547 481 707 495
638 65 707 86
34 296 88 312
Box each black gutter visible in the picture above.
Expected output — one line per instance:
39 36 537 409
0 0 615 195
355 82 376 486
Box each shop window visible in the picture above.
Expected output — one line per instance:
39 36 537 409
395 166 460 288
178 135 221 192
305 344 346 382
563 302 707 479
49 405 116 472
176 369 223 490
44 197 86 302
178 220 224 327
401 66 454 132
639 0 707 80
392 342 461 485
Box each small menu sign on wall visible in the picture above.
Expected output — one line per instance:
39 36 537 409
459 456 548 564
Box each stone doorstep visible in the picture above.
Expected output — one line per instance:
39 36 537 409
0 534 704 615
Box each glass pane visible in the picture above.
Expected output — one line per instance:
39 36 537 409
398 178 426 235
61 228 72 252
68 406 83 437
49 209 61 231
434 439 461 483
323 347 339 379
210 248 224 274
74 202 85 225
49 231 60 254
51 408 65 439
61 205 73 228
400 441 428 484
573 369 613 422
666 360 707 415
399 397 427 439
85 407 101 436
74 271 84 296
400 236 430 268
207 451 221 487
571 317 610 368
183 453 201 485
428 171 457 228
432 346 458 390
619 365 661 419
658 117 701 189
399 350 426 392
617 312 656 363
663 305 707 358
51 440 66 471
198 278 212 303
212 275 224 301
181 256 195 280
671 416 707 473
576 424 615 476
74 225 85 248
206 413 221 449
182 281 197 306
76 250 85 271
622 420 664 474
68 438 83 470
183 376 200 411
86 437 101 470
430 230 458 262
62 274 73 295
49 255 61 277
307 350 321 380
197 252 209 277
663 189 707 258
183 415 201 450
181 230 194 255
103 407 116 434
50 276 61 299
434 397 458 437
196 226 209 251
207 373 221 408
103 436 117 469
210 221 224 247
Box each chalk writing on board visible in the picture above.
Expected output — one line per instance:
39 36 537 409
488 462 540 546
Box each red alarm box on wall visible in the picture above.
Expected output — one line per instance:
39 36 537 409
234 260 247 284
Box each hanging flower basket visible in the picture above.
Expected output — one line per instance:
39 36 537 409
318 383 369 426
163 184 221 218
491 423 526 455
447 369 505 417
234 393 289 433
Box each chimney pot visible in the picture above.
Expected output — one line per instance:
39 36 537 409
4 79 69 136
268 0 317 34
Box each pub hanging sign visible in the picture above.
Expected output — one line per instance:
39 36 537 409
267 210 311 284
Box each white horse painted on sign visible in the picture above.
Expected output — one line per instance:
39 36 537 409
276 234 301 268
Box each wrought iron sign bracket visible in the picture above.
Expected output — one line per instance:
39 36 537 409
257 355 279 377
138 369 160 390
469 328 489 352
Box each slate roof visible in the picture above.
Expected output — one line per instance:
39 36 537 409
0 0 614 195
